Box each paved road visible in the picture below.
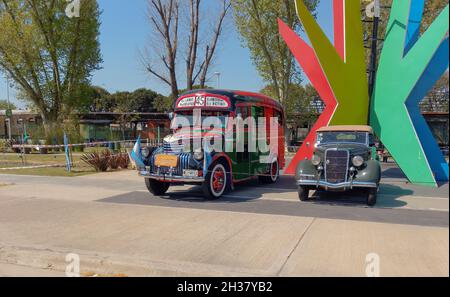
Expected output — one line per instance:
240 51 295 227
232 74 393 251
0 164 448 277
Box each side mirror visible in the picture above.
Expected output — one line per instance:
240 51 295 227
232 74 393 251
168 112 174 120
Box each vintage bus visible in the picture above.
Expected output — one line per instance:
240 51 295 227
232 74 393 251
135 89 285 199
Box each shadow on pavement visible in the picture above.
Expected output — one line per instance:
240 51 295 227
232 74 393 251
160 175 297 203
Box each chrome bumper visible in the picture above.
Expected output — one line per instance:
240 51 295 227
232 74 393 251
138 170 205 183
297 179 378 189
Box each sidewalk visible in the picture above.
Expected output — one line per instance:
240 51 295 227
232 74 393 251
0 170 448 277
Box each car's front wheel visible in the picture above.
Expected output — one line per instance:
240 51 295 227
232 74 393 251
366 188 378 206
298 186 310 201
203 162 230 200
145 179 170 196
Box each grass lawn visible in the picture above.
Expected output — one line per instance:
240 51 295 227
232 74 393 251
0 150 128 177
0 153 96 176
1 166 96 177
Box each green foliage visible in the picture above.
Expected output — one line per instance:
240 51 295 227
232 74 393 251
0 0 102 134
153 95 174 113
362 0 448 68
88 87 167 113
0 139 11 153
0 99 16 110
261 83 320 124
232 0 319 106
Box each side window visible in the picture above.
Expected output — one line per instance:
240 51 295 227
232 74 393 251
273 110 283 126
253 106 265 119
369 134 376 146
236 106 249 120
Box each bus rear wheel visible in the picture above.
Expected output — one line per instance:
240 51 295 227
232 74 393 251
203 162 229 200
145 179 170 196
259 160 279 184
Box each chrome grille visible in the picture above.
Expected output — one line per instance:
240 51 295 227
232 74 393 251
324 149 349 184
163 141 184 154
150 151 192 177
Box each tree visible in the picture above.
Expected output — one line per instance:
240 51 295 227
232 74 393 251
0 99 16 110
261 83 320 123
233 0 319 108
0 0 102 136
142 0 231 99
421 72 449 112
363 0 448 70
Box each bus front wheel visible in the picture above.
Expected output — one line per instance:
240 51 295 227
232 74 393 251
145 179 170 196
203 162 229 200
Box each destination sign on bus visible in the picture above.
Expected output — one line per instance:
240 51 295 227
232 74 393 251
176 95 230 109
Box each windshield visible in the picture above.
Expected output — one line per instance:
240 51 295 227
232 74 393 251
317 131 367 145
171 111 229 130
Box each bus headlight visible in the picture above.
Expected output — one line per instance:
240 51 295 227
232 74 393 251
193 149 204 161
311 154 321 166
142 147 151 158
352 156 364 167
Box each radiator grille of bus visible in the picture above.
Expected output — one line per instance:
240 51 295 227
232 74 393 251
150 152 192 177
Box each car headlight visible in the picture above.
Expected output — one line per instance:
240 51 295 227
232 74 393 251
311 154 321 166
352 155 364 167
193 149 204 161
142 147 151 158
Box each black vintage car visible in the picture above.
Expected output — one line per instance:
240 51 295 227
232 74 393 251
295 125 381 206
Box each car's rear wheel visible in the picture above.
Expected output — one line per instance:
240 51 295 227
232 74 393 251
259 160 280 184
366 188 378 206
145 178 170 196
298 186 310 201
203 162 229 200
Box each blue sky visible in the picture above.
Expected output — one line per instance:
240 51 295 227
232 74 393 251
0 0 334 109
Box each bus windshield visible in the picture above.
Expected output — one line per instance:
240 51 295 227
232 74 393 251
171 111 229 130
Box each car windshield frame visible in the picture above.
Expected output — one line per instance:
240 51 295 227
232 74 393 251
316 131 369 146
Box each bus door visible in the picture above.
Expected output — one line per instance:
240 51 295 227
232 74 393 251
251 106 269 175
232 105 251 181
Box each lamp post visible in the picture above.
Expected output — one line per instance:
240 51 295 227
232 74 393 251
214 72 221 89
5 74 12 140
367 0 381 99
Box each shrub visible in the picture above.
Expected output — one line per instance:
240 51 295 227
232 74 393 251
0 139 11 153
109 153 121 170
109 153 130 170
80 149 111 172
118 153 130 169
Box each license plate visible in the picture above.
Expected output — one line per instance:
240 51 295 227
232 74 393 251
183 169 199 177
155 155 178 167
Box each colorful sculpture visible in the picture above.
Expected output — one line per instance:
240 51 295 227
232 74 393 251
280 0 369 174
371 0 449 186
280 0 449 186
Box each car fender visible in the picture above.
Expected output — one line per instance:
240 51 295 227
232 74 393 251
295 159 317 181
355 160 381 184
